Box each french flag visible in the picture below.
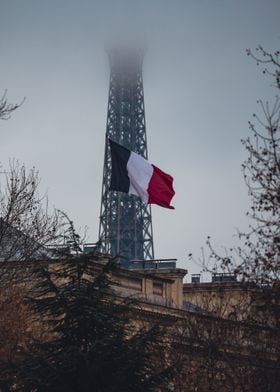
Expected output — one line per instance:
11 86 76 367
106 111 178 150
109 139 175 209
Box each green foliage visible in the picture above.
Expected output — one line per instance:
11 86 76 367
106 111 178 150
3 256 168 391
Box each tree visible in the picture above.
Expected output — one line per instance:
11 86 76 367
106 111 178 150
0 87 57 261
0 161 62 262
167 312 280 392
185 45 280 391
1 217 170 392
0 164 68 392
236 45 280 285
199 45 280 287
0 90 24 120
0 284 32 363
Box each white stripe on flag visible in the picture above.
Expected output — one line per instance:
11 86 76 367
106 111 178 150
127 151 153 203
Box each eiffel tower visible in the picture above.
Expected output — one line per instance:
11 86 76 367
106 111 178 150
98 47 154 263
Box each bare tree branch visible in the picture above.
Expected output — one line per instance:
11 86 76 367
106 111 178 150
0 161 63 262
0 90 25 120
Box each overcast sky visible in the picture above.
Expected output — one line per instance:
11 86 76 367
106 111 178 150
1 0 279 279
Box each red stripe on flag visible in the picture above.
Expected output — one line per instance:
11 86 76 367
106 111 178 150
147 165 175 209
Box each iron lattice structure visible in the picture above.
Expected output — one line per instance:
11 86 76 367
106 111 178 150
98 48 154 263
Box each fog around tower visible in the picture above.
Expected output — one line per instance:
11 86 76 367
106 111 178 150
0 0 279 280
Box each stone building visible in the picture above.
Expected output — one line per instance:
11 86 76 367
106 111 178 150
0 254 279 391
